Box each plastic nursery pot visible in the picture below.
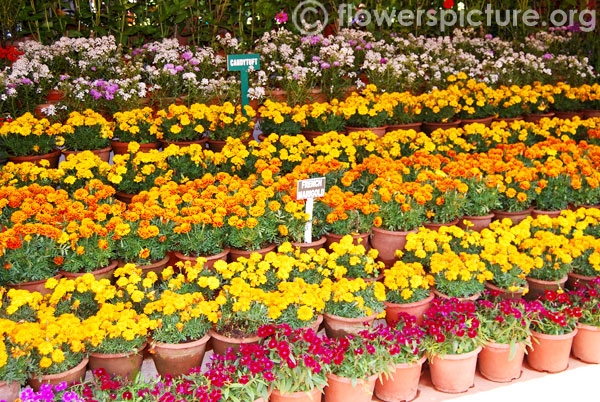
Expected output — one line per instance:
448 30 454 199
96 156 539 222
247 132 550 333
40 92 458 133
59 260 118 281
478 341 527 382
290 236 327 253
526 330 577 373
375 355 427 402
228 244 276 263
324 372 378 402
173 249 230 270
0 380 19 402
458 214 494 232
370 227 417 267
525 275 568 301
89 344 146 381
322 312 379 338
28 357 89 391
428 346 482 393
208 329 261 356
572 324 600 364
151 333 211 377
62 146 112 163
384 293 434 326
270 387 322 402
492 207 534 225
8 150 61 168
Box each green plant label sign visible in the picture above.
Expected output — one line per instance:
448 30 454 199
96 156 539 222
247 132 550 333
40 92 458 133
227 54 260 113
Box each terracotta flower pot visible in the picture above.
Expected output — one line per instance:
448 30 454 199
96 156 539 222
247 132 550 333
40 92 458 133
118 256 170 277
62 146 112 162
458 214 494 232
0 380 19 402
532 209 563 219
428 346 482 393
324 372 378 402
8 274 62 296
60 260 118 281
460 116 495 127
345 126 387 138
229 244 276 262
160 137 208 148
301 130 326 144
207 138 251 152
554 111 579 120
566 272 597 290
384 292 434 326
151 333 211 377
423 219 459 231
325 232 370 251
525 275 568 300
8 150 61 168
307 88 327 104
370 227 417 267
433 288 480 302
208 329 260 356
266 89 288 103
46 89 64 103
524 113 555 123
492 207 533 225
111 141 160 155
290 236 327 253
270 387 322 402
484 281 527 300
421 120 461 134
572 323 600 364
28 357 89 391
322 312 379 338
375 355 426 402
493 116 523 123
386 122 422 132
115 191 136 204
527 330 577 373
34 103 55 119
89 344 146 380
479 341 527 382
304 314 323 333
173 249 230 270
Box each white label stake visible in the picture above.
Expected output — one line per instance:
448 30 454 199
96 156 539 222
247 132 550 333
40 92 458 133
296 177 326 245
304 197 314 243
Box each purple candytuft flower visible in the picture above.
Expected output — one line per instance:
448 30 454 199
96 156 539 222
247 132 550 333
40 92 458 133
543 53 553 59
320 62 330 69
90 88 102 100
333 61 340 67
365 43 372 50
181 50 193 61
380 58 387 64
21 78 32 85
484 34 493 40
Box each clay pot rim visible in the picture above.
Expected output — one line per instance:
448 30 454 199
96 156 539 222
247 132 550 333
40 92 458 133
61 145 112 154
384 292 434 308
323 311 381 323
429 345 482 361
31 357 89 381
152 332 211 349
567 272 597 281
90 342 147 358
208 329 261 344
577 323 600 332
59 260 118 278
230 244 277 256
386 123 422 129
270 387 322 398
137 255 170 269
387 354 427 370
371 227 419 236
111 140 160 146
492 206 534 215
8 149 61 159
484 281 528 293
526 275 568 286
432 288 480 301
461 213 495 220
531 329 577 340
174 248 230 261
532 208 563 214
160 137 208 146
8 273 62 289
326 372 379 383
326 232 371 239
345 125 387 130
207 138 251 145
422 120 461 126
460 116 495 122
290 236 327 248
424 218 460 228
483 338 529 350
